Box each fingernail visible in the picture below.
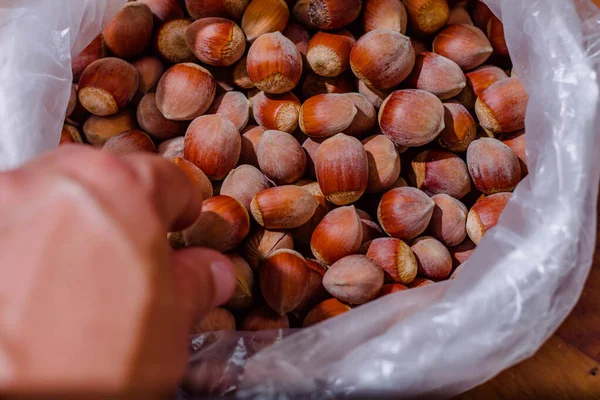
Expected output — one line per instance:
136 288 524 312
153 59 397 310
210 258 236 306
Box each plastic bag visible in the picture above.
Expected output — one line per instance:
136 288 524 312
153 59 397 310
2 0 600 398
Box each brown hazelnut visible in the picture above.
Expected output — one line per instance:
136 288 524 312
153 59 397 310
356 209 384 244
252 91 300 133
457 65 508 110
186 0 250 21
410 37 430 55
208 91 250 131
404 0 449 35
224 254 254 310
378 283 409 297
257 130 307 184
158 136 184 159
310 206 363 265
357 79 392 109
362 0 408 34
139 0 184 22
433 24 493 70
293 259 329 315
82 110 137 146
78 58 140 117
103 3 153 59
306 30 356 77
172 157 214 200
500 130 527 176
378 89 445 147
362 134 401 194
137 93 187 140
302 0 362 30
282 22 311 58
410 149 471 199
260 249 310 315
299 94 357 138
184 115 241 181
183 195 250 251
243 228 294 269
467 138 521 195
232 56 255 89
186 18 246 66
302 137 323 179
350 29 415 90
246 32 303 94
221 165 271 211
449 237 476 267
239 125 266 167
343 93 377 137
487 15 509 56
155 63 217 121
466 192 511 244
315 133 369 205
472 0 493 30
365 237 417 284
408 277 434 288
428 194 468 247
438 101 477 152
411 236 452 281
303 298 351 327
323 255 384 304
377 187 435 240
72 35 106 82
475 77 528 134
66 84 77 118
155 19 196 64
241 0 290 42
60 125 83 145
447 6 473 25
251 185 319 229
302 72 355 98
132 56 165 96
241 305 290 331
290 181 331 243
404 52 466 100
102 129 156 154
193 307 236 333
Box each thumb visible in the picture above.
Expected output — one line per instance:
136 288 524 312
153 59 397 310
170 248 236 329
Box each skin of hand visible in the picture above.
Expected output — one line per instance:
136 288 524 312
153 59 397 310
0 146 236 399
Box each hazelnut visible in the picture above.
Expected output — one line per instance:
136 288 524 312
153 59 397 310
60 125 83 145
233 56 255 89
294 258 329 315
357 80 391 109
500 130 527 176
365 237 417 284
472 0 493 30
221 165 271 211
433 24 493 70
306 30 356 78
243 228 294 269
183 195 250 251
427 194 468 247
475 77 528 134
193 307 236 333
343 93 376 137
186 18 246 66
438 101 477 152
103 3 153 59
291 181 331 243
302 0 362 30
323 255 384 304
377 187 435 240
282 22 311 58
102 129 156 154
252 91 300 133
72 35 106 81
487 15 509 56
241 305 290 331
362 0 408 34
410 149 471 199
246 32 303 94
299 94 357 138
449 237 476 267
208 91 250 131
251 185 319 229
408 277 434 288
241 0 290 42
467 138 521 195
186 0 250 20
158 136 184 159
172 157 214 200
356 209 384 244
292 0 316 29
379 89 445 147
302 137 323 179
411 236 452 281
239 125 266 167
404 52 466 100
82 110 137 146
466 192 511 244
457 65 508 110
410 37 430 55
378 283 408 297
350 29 415 90
155 63 217 121
155 19 196 64
362 134 401 194
137 93 187 140
390 176 409 189
139 0 184 22
184 115 241 181
404 0 449 35
78 58 140 117
302 72 355 98
225 254 254 310
132 56 165 96
257 130 307 184
315 133 369 205
303 298 351 327
310 206 363 265
447 6 473 25
260 249 310 315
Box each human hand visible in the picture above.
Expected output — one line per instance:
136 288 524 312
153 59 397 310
0 146 235 399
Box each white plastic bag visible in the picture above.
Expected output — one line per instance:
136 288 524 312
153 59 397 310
2 0 599 398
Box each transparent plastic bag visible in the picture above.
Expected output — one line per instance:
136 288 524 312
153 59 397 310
2 0 600 398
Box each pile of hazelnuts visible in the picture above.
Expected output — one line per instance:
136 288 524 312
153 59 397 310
62 0 529 332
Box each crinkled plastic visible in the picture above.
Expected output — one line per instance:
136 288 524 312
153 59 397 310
2 0 600 398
